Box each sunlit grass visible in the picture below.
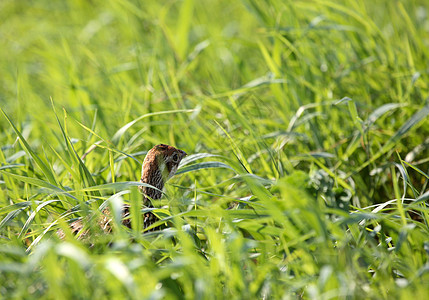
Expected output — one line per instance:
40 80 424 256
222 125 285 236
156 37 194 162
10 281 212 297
1 0 428 298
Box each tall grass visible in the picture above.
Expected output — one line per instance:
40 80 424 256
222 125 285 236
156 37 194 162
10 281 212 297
1 0 428 298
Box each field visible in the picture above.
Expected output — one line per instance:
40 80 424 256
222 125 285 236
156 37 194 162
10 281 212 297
1 0 429 298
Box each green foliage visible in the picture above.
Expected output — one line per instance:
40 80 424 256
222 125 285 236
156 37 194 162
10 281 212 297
1 0 428 298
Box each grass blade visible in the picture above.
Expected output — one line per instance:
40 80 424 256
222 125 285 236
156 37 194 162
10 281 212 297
1 109 58 185
0 171 78 201
176 161 235 175
355 103 429 173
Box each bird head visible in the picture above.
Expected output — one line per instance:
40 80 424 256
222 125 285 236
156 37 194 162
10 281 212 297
140 144 186 201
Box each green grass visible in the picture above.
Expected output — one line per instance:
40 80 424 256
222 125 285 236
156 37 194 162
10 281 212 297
1 0 428 298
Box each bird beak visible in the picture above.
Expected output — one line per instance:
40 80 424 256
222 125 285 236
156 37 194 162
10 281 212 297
180 150 187 158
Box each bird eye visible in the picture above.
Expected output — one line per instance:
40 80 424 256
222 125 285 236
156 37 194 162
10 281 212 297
172 153 179 163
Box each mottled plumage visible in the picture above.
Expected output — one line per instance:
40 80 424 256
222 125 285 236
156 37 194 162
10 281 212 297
138 144 186 230
58 144 186 239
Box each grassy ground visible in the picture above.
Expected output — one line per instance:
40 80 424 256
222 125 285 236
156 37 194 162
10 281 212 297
1 0 428 298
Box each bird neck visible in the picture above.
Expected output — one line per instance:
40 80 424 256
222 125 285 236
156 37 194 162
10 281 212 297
141 160 165 207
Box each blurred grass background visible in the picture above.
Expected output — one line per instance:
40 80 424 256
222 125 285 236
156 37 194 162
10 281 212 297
1 0 428 298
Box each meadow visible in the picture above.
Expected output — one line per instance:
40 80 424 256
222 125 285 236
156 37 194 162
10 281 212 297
1 0 428 298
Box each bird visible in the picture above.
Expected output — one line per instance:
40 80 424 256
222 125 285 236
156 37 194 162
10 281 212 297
57 144 187 240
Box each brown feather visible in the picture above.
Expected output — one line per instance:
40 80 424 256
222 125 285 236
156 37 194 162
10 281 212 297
57 144 186 240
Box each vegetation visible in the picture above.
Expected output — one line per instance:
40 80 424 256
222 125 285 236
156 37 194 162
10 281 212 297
1 0 428 298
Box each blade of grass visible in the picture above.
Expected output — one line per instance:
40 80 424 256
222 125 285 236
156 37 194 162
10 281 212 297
214 120 252 174
111 109 196 144
176 161 235 175
1 108 58 186
0 171 78 201
354 103 429 174
18 200 61 239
